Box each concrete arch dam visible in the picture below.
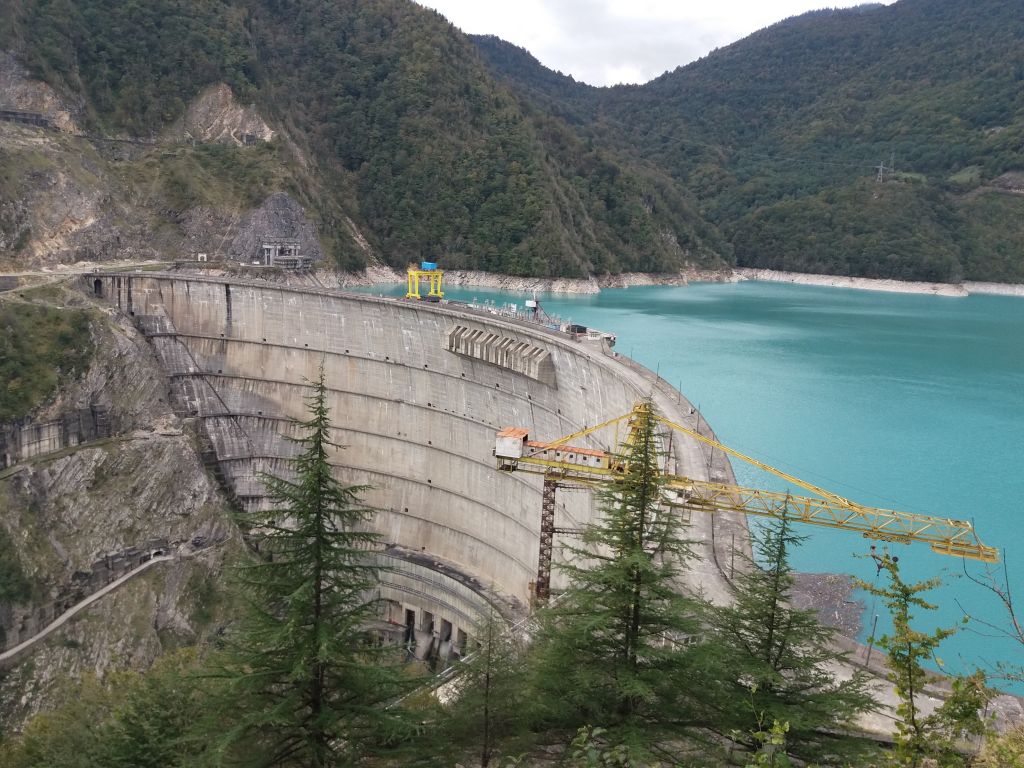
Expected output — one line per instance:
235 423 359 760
90 272 746 653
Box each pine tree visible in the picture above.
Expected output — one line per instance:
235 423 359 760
860 554 989 767
208 369 408 767
442 606 528 767
697 515 876 761
527 400 704 746
1 651 209 768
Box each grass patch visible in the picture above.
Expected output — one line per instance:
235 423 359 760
0 300 94 421
892 171 927 184
123 141 300 212
947 165 982 187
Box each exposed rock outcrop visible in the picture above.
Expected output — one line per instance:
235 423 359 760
440 269 602 294
162 204 247 263
0 545 231 727
42 306 176 429
175 83 274 145
735 268 968 297
0 51 79 133
0 124 161 266
962 281 1024 297
228 192 323 264
2 436 228 585
343 267 736 294
0 297 236 728
989 171 1024 195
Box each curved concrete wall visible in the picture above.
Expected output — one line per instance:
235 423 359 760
91 273 746 632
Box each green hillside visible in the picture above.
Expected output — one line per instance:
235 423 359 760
1 0 728 277
2 0 1022 281
475 0 1024 282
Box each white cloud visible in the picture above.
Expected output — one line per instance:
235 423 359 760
417 0 897 86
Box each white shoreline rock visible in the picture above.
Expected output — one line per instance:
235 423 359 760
961 281 1024 297
292 264 1024 299
336 266 737 294
733 268 969 297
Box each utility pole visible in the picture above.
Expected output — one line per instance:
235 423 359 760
876 152 895 183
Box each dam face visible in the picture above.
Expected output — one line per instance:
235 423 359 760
91 272 743 653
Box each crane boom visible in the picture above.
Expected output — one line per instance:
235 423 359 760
664 478 995 560
495 401 998 600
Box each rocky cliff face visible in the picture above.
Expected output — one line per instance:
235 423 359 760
174 83 275 146
0 51 79 132
0 287 237 730
228 192 324 263
0 54 347 270
2 435 231 583
0 124 161 265
37 298 175 429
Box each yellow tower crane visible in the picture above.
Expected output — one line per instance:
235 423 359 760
494 401 998 601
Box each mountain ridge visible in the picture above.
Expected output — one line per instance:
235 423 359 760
0 0 729 277
473 0 1024 282
1 0 1022 282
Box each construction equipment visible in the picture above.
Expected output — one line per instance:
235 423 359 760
406 261 444 300
494 401 999 601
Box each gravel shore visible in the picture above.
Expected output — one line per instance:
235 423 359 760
734 268 1024 298
791 572 864 639
335 265 1024 298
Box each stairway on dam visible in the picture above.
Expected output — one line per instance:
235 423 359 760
89 272 747 656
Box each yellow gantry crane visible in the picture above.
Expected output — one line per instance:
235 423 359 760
494 401 998 601
405 261 444 300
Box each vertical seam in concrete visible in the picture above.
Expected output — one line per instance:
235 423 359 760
224 283 233 337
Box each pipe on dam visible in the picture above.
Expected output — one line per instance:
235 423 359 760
89 272 748 645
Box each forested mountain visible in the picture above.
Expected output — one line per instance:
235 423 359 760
1 0 1022 281
475 0 1024 282
0 0 727 277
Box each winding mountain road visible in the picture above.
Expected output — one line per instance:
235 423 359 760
0 541 223 666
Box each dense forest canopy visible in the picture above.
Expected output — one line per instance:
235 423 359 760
2 0 1022 281
473 0 1024 281
1 0 727 277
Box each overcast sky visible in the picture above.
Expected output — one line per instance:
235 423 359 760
416 1 896 87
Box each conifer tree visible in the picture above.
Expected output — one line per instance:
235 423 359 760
1 650 208 768
697 515 875 761
208 369 407 767
442 606 528 767
528 400 704 746
860 554 989 767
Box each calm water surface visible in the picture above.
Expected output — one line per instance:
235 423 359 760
366 281 1024 683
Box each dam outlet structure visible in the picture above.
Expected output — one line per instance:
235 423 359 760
88 272 746 661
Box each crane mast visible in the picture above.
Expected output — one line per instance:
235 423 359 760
494 402 998 601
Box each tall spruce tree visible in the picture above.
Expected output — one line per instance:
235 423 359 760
208 370 407 767
528 400 704 748
696 515 876 761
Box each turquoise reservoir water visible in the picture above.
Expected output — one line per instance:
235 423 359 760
367 281 1024 683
